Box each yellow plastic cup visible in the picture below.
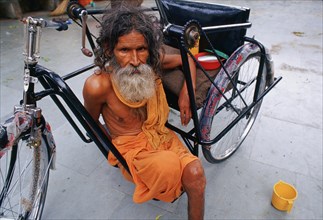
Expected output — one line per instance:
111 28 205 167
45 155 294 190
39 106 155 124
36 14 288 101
271 180 298 213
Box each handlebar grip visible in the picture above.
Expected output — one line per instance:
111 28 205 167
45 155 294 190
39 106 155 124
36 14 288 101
44 19 72 31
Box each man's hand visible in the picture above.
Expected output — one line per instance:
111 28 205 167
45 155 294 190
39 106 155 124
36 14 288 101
178 87 192 126
178 56 196 126
161 50 197 126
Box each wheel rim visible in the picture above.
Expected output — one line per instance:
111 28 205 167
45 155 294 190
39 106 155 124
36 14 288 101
204 53 266 162
0 137 50 220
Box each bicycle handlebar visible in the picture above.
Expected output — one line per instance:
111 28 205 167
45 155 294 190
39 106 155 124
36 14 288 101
44 19 73 31
22 17 72 31
66 1 157 19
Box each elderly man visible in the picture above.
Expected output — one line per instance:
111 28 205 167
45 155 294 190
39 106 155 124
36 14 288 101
83 6 206 220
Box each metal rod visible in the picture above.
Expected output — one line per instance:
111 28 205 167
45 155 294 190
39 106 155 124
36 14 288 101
62 64 95 81
202 22 252 32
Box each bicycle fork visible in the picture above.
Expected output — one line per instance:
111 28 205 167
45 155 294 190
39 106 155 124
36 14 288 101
21 17 56 212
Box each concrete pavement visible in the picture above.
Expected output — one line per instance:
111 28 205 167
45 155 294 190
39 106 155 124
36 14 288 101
0 0 322 219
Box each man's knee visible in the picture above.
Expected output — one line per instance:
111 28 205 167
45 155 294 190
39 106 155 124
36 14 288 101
182 160 206 193
133 150 182 192
142 150 182 179
155 150 181 167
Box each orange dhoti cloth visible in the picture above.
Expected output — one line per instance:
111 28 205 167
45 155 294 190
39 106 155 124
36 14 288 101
108 131 198 203
108 78 198 203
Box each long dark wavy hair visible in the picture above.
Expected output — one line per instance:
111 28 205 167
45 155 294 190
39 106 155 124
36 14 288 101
95 5 163 74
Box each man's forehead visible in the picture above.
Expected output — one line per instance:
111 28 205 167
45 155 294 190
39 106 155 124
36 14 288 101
116 31 148 46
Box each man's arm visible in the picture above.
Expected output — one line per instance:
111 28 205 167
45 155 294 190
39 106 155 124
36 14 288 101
161 53 197 126
83 74 110 137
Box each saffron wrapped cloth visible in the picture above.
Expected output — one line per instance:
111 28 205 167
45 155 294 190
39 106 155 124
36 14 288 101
108 78 198 203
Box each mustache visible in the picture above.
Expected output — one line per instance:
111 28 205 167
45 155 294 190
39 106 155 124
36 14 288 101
108 57 152 76
118 64 152 76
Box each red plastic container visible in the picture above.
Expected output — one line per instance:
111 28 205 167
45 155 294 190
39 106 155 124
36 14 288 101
195 52 222 70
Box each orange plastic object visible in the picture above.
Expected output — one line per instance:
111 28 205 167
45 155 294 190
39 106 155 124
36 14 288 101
271 180 298 213
79 0 92 6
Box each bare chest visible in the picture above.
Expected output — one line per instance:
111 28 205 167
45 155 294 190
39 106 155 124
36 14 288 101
101 92 146 136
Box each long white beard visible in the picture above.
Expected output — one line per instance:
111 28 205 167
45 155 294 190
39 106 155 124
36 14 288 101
110 61 156 103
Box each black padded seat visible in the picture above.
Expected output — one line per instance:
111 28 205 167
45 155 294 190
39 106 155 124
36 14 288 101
157 0 250 56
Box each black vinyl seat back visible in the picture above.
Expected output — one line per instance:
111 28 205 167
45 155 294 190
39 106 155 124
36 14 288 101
156 0 251 55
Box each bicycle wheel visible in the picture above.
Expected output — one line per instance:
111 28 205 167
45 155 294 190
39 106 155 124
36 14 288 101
202 51 267 163
0 134 51 220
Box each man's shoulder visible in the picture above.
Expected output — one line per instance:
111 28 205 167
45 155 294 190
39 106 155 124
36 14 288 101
87 70 111 85
84 70 111 96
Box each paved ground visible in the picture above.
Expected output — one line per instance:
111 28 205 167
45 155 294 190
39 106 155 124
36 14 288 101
0 0 322 219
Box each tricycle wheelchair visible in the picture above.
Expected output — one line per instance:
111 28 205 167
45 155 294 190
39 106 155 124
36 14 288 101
0 0 281 219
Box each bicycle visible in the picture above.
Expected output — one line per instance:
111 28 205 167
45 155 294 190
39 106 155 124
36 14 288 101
0 0 281 219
